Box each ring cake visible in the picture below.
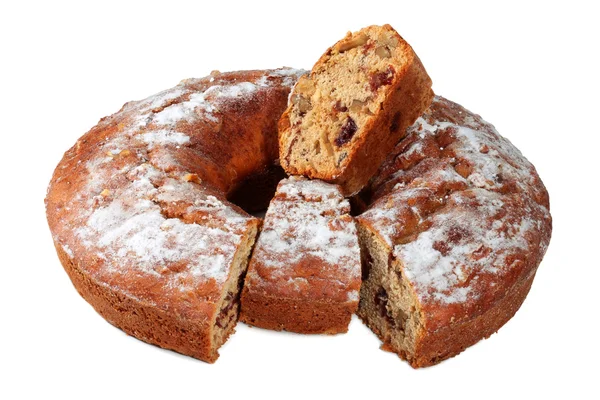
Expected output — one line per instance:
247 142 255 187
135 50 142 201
46 25 551 367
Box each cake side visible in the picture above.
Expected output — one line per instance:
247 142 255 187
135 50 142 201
279 24 433 195
356 96 552 367
240 176 361 334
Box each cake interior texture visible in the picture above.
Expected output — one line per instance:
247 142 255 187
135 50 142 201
286 29 405 170
211 224 257 352
280 24 433 195
357 225 422 358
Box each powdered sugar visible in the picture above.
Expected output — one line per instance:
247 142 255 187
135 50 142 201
139 130 190 149
63 70 304 291
359 96 551 305
251 177 361 287
153 91 218 125
76 164 249 286
395 190 531 304
149 68 305 128
62 243 74 258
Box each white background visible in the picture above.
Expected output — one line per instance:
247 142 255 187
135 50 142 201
2 1 598 399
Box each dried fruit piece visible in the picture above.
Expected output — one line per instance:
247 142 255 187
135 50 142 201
374 287 395 327
335 117 358 147
375 46 391 58
333 100 348 112
370 66 395 92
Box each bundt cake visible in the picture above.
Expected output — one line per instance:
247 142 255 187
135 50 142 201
356 96 552 367
240 176 361 334
46 34 550 368
279 24 434 195
45 68 306 363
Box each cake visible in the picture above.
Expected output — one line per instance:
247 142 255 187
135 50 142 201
46 33 551 368
279 24 434 195
240 176 361 334
355 96 552 367
45 68 305 363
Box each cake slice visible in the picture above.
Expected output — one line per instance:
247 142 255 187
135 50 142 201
240 176 361 334
279 24 434 195
355 97 552 367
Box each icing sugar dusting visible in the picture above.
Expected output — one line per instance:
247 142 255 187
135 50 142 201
256 177 360 269
51 69 303 302
153 91 218 125
360 96 551 305
76 164 247 286
395 190 531 304
139 130 190 148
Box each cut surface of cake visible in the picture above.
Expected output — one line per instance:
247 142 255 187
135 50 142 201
279 24 434 195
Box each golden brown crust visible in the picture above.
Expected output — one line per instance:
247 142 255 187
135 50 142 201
240 177 361 334
241 292 356 334
55 243 219 362
45 68 304 362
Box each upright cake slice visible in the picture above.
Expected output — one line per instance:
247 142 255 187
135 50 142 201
240 176 361 334
279 24 434 195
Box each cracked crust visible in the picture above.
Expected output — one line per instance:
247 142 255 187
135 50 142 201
45 68 304 362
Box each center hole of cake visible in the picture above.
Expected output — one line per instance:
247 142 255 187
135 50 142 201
227 165 287 217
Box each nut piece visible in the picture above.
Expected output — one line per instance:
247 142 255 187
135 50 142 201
377 32 400 49
375 46 391 58
183 173 201 184
295 76 316 97
106 149 130 158
349 99 367 113
335 33 369 53
292 94 312 114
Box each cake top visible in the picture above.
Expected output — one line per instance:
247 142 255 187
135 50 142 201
46 69 304 314
359 96 551 328
245 176 361 303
